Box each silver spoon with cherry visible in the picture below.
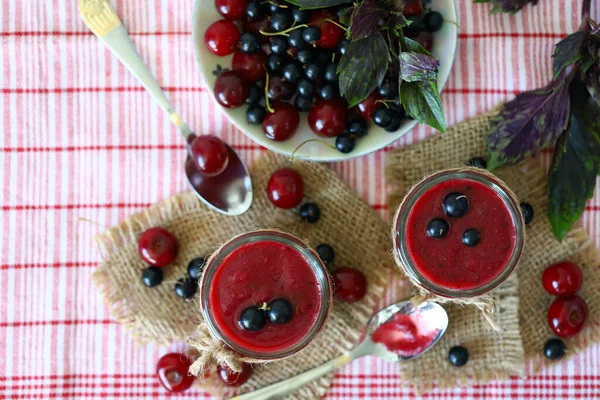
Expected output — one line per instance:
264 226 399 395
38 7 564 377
79 0 253 215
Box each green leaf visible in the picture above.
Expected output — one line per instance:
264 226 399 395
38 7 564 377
283 0 350 9
400 52 439 82
552 31 587 78
548 78 600 240
403 37 433 56
486 72 572 170
400 80 447 132
337 34 389 107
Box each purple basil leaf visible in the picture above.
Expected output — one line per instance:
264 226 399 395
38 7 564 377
486 72 573 169
552 31 587 78
548 78 600 240
284 0 351 9
586 64 600 106
349 0 388 40
400 52 439 82
337 33 389 107
400 80 447 132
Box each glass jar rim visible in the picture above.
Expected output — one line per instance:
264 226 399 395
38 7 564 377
392 169 525 298
200 230 331 360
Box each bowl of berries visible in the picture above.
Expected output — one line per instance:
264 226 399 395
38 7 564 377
193 0 457 161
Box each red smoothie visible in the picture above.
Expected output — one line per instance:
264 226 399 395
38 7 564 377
208 240 323 355
371 312 440 358
405 178 517 291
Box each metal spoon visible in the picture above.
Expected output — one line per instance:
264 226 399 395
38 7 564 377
78 0 253 216
232 301 449 400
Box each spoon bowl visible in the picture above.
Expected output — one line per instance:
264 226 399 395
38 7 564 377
232 301 448 399
185 144 253 216
364 301 449 363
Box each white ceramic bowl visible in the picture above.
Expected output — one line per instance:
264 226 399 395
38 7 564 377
192 1 458 161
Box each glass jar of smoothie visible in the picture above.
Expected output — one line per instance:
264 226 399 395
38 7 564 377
393 169 525 298
200 230 331 360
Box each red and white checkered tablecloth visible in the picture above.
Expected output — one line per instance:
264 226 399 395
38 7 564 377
1 0 599 399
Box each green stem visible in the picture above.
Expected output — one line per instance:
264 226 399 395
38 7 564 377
289 139 337 161
260 23 308 37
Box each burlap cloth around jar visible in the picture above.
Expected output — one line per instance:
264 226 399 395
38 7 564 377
92 152 395 399
386 111 600 391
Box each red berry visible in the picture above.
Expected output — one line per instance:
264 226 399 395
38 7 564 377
262 103 299 141
308 99 349 137
332 267 367 303
406 30 434 52
216 363 253 387
156 353 195 393
215 0 248 21
403 0 423 16
190 135 229 176
138 227 179 267
542 262 583 296
232 50 267 82
267 168 304 209
204 20 240 56
243 18 271 44
309 10 343 49
214 71 249 108
548 295 588 338
355 91 382 121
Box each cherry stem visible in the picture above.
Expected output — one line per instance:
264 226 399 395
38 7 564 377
323 18 348 32
375 99 394 109
265 73 274 113
289 139 337 161
261 0 287 8
444 20 464 31
260 23 308 37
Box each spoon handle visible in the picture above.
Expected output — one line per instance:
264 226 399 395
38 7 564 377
78 0 193 139
231 353 353 400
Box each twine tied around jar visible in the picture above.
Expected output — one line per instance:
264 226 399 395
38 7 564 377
188 324 247 375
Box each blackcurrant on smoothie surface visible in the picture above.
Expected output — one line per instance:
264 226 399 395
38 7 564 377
405 178 517 290
372 312 439 358
209 240 322 353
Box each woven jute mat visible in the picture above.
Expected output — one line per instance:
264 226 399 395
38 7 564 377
386 111 600 391
93 152 395 399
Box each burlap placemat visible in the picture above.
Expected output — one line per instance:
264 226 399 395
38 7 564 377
93 152 395 399
386 111 600 390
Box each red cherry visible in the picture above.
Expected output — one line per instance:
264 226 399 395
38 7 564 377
542 262 583 296
403 0 423 16
216 363 253 387
215 0 248 21
262 103 299 141
309 10 343 49
354 91 382 121
214 71 249 108
267 168 304 209
332 267 367 303
243 18 271 44
138 227 179 267
308 99 349 137
204 20 240 56
406 30 434 52
190 135 229 176
548 295 588 338
156 353 195 393
232 50 267 82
